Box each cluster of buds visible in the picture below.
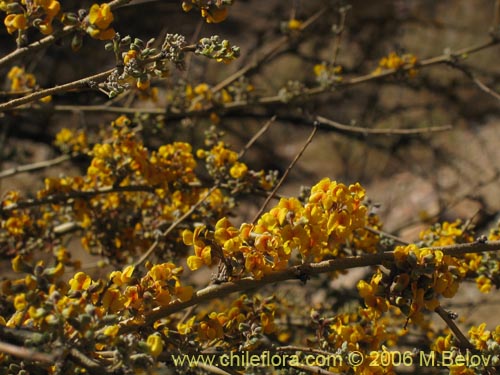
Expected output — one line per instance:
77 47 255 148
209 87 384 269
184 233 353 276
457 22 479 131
102 34 162 96
313 63 343 88
278 80 306 103
195 35 240 63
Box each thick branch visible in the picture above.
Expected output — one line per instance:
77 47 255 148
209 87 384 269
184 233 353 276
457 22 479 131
120 240 500 333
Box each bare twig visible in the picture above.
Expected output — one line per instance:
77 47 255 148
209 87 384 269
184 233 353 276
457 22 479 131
251 123 317 224
210 7 327 94
452 64 500 102
0 154 71 180
69 347 111 375
330 5 350 67
11 38 499 120
0 44 196 113
363 226 410 246
316 115 452 136
0 69 115 112
237 115 276 159
0 340 55 363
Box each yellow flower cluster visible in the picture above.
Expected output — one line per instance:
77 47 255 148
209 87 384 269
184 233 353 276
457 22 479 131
1 254 193 370
184 178 368 279
420 221 499 295
6 66 51 102
2 0 60 35
319 306 407 374
176 294 288 350
197 141 247 179
181 1 231 23
361 244 466 325
54 127 88 153
86 3 115 40
433 324 500 374
373 52 418 77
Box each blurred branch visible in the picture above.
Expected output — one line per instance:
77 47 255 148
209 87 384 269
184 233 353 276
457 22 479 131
330 5 350 66
0 154 71 180
0 69 115 112
451 63 500 102
10 38 499 119
316 115 452 136
0 340 55 363
211 7 327 94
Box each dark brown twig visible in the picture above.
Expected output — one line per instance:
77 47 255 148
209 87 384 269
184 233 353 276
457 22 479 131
434 306 474 351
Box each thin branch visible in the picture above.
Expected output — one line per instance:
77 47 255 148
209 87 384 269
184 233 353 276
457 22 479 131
330 5 350 67
237 115 276 159
52 104 166 114
452 64 500 102
0 340 55 363
494 0 500 28
363 226 410 246
1 184 157 212
211 7 327 94
0 154 71 180
434 306 474 351
0 26 76 70
133 185 219 267
11 38 500 119
316 115 452 136
276 345 337 356
68 347 111 375
120 239 500 333
0 69 115 112
251 123 317 224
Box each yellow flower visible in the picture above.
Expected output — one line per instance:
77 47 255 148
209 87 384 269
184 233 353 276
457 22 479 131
177 316 196 335
201 6 228 23
69 272 92 291
14 294 27 311
229 162 248 179
186 255 204 271
103 324 120 337
175 285 193 302
89 3 114 29
287 18 302 30
4 13 27 34
181 2 193 12
476 275 492 293
102 288 125 313
147 334 163 357
87 3 115 40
